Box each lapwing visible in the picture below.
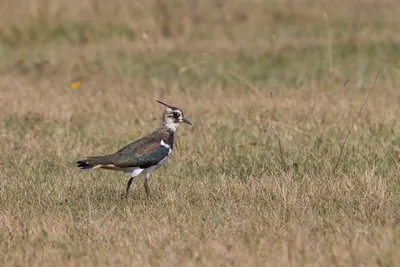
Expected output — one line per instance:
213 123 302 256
76 100 192 198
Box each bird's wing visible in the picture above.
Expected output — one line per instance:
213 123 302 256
111 136 170 169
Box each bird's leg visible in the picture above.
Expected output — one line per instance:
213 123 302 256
125 177 135 198
123 168 144 199
143 173 150 199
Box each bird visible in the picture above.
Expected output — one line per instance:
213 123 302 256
76 100 192 199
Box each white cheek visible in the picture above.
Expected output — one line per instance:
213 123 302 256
165 117 178 130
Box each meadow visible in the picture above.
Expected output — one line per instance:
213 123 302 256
1 0 400 266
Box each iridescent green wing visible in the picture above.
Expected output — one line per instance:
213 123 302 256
111 136 170 169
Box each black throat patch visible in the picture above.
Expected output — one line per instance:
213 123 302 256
161 128 175 149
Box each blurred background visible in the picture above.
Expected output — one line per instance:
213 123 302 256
0 0 399 83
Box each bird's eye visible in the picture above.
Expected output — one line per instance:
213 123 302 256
172 112 179 118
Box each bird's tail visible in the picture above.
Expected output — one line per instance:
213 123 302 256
76 155 114 170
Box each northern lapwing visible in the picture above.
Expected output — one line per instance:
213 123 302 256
76 100 192 198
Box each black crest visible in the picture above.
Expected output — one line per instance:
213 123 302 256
156 100 180 111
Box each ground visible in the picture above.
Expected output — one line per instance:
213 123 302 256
1 0 400 266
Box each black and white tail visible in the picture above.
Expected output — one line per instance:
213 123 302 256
76 155 113 170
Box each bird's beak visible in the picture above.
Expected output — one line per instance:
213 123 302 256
182 118 192 126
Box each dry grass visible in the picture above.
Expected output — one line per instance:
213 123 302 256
1 0 400 266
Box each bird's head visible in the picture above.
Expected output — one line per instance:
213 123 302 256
157 100 192 131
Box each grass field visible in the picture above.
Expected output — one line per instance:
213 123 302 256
1 0 400 266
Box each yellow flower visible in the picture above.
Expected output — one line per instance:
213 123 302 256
70 81 81 90
370 35 378 41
